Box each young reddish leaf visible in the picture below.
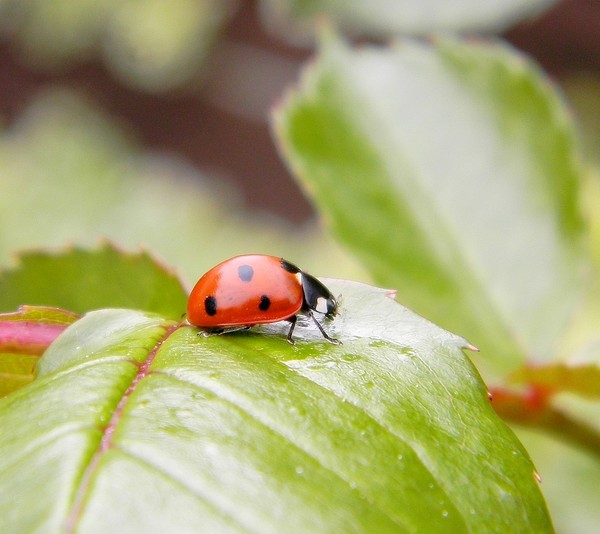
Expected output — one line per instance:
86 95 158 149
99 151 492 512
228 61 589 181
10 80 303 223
0 306 79 397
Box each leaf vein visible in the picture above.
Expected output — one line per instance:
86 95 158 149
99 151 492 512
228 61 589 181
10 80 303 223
114 447 251 534
63 323 181 534
159 370 418 531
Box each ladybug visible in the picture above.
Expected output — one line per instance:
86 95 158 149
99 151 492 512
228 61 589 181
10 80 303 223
187 254 340 344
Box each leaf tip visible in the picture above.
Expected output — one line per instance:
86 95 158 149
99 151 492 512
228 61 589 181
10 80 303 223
384 288 398 299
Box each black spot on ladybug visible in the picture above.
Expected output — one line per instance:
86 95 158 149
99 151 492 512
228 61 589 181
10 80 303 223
238 265 254 282
280 259 300 274
258 295 271 311
204 295 218 316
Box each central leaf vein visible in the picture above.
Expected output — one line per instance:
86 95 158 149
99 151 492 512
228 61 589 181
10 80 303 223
63 323 180 533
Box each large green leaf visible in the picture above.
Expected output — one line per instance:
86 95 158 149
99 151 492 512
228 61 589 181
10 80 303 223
273 34 587 374
0 281 551 533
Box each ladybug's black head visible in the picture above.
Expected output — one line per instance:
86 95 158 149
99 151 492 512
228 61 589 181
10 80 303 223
300 272 338 317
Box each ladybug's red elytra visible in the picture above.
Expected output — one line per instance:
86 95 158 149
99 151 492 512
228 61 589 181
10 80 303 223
186 254 340 344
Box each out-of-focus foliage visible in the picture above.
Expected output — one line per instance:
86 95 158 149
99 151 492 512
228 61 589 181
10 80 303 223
564 75 600 169
0 0 561 93
0 0 237 92
0 89 365 284
259 0 559 43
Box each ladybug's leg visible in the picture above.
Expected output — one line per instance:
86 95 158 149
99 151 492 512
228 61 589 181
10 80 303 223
307 310 341 345
286 315 297 345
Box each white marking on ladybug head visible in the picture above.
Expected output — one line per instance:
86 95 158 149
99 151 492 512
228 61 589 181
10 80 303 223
315 297 329 314
295 272 303 284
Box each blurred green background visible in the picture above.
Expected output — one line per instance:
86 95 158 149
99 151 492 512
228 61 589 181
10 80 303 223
1 1 600 532
3 0 598 284
0 0 371 285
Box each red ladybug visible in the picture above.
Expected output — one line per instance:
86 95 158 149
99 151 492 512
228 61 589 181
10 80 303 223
187 254 339 344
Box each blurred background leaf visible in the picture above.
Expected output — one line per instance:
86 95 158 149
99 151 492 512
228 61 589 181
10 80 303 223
259 0 559 42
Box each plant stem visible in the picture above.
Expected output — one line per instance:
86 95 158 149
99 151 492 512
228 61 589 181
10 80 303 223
490 386 600 459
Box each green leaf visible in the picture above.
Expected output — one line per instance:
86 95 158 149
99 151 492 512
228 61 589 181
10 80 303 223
0 306 79 397
0 281 551 533
273 34 587 374
260 0 559 39
0 244 188 319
